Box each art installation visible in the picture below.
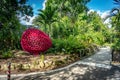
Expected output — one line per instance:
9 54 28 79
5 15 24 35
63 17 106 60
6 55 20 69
21 28 52 55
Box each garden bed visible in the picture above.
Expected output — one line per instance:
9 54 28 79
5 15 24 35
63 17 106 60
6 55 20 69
0 44 99 75
0 50 81 75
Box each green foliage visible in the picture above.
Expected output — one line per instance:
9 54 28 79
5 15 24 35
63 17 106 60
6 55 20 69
47 33 101 54
0 19 26 51
0 0 111 58
1 50 14 59
110 0 120 50
33 0 90 36
47 36 84 54
33 0 111 56
33 6 57 36
112 40 120 50
0 0 33 53
40 54 45 62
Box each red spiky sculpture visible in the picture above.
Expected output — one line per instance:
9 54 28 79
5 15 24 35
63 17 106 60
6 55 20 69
21 28 52 55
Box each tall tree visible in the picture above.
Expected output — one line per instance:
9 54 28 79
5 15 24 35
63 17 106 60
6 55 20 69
110 0 120 49
0 0 33 51
0 0 33 23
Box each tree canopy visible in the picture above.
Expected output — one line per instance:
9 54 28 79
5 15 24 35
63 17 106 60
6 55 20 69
33 0 111 54
0 0 33 51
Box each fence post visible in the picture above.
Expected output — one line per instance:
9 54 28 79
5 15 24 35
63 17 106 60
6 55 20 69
7 62 11 80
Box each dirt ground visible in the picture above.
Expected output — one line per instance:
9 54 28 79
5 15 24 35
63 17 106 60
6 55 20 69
0 50 80 75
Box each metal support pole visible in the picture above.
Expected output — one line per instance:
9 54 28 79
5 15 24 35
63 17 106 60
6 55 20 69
7 62 11 80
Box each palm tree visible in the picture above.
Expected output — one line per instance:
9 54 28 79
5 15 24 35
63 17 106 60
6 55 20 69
103 0 120 21
111 0 120 20
102 0 120 22
110 0 120 36
34 6 57 36
108 0 120 61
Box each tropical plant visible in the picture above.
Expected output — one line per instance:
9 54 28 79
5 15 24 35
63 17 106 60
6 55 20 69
33 6 57 36
33 0 109 57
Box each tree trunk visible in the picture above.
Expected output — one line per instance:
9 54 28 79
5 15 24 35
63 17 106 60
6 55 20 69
48 24 52 37
112 49 120 62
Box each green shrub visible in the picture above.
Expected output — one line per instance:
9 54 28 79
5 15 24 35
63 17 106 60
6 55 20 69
47 35 86 54
112 38 120 50
1 50 14 59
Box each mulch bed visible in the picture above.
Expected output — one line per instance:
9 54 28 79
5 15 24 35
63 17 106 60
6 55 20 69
0 50 80 75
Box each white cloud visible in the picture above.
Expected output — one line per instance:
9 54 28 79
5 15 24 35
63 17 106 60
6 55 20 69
88 9 111 21
87 9 94 14
96 10 103 16
32 4 36 8
100 11 112 27
101 11 111 19
100 11 112 28
20 15 37 25
42 0 47 10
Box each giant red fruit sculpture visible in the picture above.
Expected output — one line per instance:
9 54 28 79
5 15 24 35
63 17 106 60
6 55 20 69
21 28 52 55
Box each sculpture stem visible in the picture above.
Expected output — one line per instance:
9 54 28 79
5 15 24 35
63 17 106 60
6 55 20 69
33 52 39 56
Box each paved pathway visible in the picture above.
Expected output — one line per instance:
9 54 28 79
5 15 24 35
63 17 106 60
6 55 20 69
82 47 111 64
16 64 120 80
1 47 120 80
80 47 112 68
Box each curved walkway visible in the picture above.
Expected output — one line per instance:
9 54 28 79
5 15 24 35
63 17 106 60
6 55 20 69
1 47 120 80
81 47 112 68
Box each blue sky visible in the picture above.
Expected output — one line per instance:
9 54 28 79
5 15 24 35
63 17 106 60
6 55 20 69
87 0 114 12
27 0 44 15
21 0 116 25
27 0 115 15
